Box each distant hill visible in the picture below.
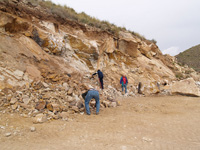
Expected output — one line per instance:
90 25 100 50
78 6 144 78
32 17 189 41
176 44 200 72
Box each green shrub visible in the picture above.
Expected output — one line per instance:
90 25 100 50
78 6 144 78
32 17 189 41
175 72 184 79
150 39 157 44
185 70 193 74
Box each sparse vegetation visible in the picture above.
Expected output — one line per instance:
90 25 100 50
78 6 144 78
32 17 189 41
175 72 184 79
24 0 153 41
150 39 157 44
176 44 200 72
184 69 193 74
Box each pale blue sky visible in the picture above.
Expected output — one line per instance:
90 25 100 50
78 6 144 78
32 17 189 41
51 0 200 56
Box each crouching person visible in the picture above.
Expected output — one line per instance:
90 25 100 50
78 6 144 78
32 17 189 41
82 86 100 115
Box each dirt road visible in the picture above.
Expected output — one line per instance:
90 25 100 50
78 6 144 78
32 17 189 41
1 96 200 150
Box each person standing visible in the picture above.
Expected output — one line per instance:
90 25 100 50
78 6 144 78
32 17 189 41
92 69 104 89
82 87 100 115
120 74 128 94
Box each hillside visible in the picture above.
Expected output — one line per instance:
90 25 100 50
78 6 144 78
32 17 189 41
0 0 200 121
176 44 200 72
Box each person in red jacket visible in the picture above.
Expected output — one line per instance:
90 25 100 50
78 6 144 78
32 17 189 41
120 74 128 94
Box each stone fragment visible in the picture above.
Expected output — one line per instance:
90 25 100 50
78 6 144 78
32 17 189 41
11 102 18 110
13 70 24 80
77 101 84 109
42 82 49 88
5 132 11 137
71 106 79 112
142 137 152 142
102 100 110 107
22 95 30 105
33 114 47 124
66 96 74 102
67 88 73 95
0 125 5 129
69 100 76 106
60 104 69 112
46 103 53 112
52 114 59 120
47 74 57 79
116 100 121 106
73 95 80 101
59 112 69 121
47 111 54 119
24 32 32 37
52 103 61 112
0 91 5 96
35 100 46 110
19 103 30 109
71 83 77 88
109 102 117 107
90 100 96 108
7 94 12 101
10 98 17 104
70 110 77 115
22 114 28 118
33 81 44 90
30 126 36 132
79 107 85 112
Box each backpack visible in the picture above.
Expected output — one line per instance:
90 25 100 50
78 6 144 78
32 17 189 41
82 91 88 100
98 70 103 79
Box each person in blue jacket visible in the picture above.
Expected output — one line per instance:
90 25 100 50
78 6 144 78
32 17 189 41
92 69 104 89
120 74 128 93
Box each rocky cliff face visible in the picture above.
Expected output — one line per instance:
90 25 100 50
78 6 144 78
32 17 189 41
0 0 200 120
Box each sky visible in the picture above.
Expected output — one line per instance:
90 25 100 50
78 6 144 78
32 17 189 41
51 0 200 56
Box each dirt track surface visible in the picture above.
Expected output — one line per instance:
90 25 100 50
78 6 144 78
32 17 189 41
1 96 200 150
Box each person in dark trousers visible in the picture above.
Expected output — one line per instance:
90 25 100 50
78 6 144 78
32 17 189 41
92 69 104 89
82 87 100 115
120 74 128 94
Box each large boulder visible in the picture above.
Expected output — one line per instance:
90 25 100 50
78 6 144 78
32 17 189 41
118 39 140 57
0 12 14 27
139 42 152 59
100 37 115 53
118 31 141 43
171 78 200 97
68 34 98 55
